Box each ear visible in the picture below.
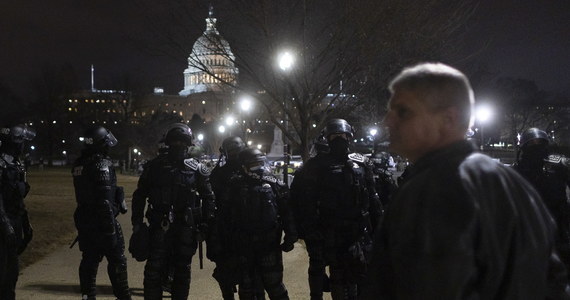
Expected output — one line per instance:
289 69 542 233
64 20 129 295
438 107 461 131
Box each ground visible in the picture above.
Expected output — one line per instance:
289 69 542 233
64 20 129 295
16 166 329 299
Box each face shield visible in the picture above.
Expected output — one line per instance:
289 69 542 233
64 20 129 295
104 131 118 147
2 125 36 143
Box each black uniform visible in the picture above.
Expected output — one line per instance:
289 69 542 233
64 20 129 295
209 159 242 299
302 151 381 299
514 154 570 271
216 150 296 300
290 153 330 300
371 166 397 209
0 153 32 300
72 151 130 300
131 154 215 300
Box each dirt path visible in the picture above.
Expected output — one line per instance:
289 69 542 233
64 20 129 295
15 210 330 299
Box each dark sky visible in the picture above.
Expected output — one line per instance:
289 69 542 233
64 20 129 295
1 0 569 99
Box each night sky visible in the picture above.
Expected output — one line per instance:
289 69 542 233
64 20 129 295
1 0 569 99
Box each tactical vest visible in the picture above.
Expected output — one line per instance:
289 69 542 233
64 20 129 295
145 157 208 227
230 174 283 235
0 153 29 216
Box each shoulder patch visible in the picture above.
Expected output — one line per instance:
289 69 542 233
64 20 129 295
184 158 199 171
546 154 564 164
262 175 285 186
348 153 367 164
184 158 211 176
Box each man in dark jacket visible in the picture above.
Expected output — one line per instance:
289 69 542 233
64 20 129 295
131 123 216 300
514 127 570 277
72 126 131 300
0 124 35 300
361 62 570 299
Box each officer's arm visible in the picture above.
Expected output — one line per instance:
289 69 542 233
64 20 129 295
275 183 297 242
92 160 117 236
197 170 216 221
131 164 150 227
301 162 321 237
0 188 15 239
365 163 383 231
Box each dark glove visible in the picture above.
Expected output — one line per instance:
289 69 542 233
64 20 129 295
2 222 16 249
18 214 34 255
196 223 209 242
129 223 149 261
280 235 297 252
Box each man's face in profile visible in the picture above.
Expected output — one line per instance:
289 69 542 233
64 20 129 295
384 89 446 162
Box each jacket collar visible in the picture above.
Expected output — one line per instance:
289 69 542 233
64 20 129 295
407 140 478 176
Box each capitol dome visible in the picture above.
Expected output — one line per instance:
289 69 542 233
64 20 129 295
179 7 238 96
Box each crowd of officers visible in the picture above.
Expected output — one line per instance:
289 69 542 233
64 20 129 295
2 63 570 300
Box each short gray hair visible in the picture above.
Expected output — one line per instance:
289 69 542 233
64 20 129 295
389 62 474 129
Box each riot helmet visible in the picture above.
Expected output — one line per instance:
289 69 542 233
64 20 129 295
0 124 36 156
518 127 549 166
83 126 118 148
239 148 268 176
519 128 549 148
0 124 36 143
323 119 354 139
221 136 246 161
371 151 391 170
323 119 353 156
164 123 193 146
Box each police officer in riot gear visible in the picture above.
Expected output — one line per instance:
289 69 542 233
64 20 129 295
513 127 570 275
215 148 296 299
370 151 397 209
300 119 381 299
0 124 35 300
71 126 131 300
209 136 246 299
131 123 216 300
290 136 331 300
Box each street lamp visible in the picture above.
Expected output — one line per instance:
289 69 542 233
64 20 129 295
218 125 226 134
277 51 295 71
197 133 204 142
476 104 493 151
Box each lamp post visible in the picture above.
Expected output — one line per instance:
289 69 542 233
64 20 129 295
239 96 253 142
277 50 295 186
476 105 493 151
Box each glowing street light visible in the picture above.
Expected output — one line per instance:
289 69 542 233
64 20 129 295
476 104 494 151
225 115 235 126
197 133 204 141
218 125 226 134
369 128 378 136
133 148 138 154
240 97 253 112
476 105 493 123
277 51 295 71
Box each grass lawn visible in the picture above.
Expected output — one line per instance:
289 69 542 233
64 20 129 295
19 166 139 268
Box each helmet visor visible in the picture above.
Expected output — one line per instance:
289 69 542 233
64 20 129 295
105 131 118 147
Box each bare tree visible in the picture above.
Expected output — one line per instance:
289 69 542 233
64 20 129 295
493 78 559 145
134 0 476 160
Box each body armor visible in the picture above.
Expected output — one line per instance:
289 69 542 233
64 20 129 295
301 151 381 300
131 154 215 300
0 154 31 300
72 152 130 300
217 169 296 300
